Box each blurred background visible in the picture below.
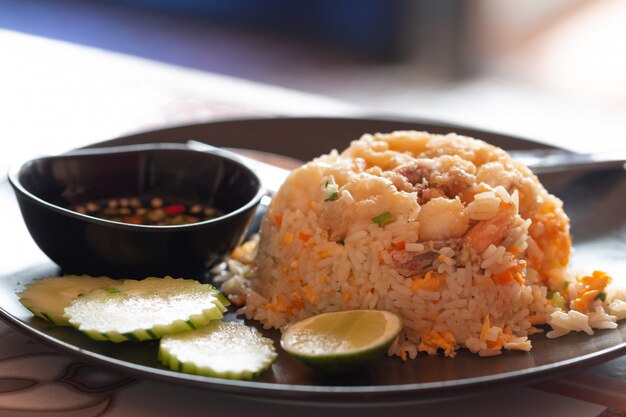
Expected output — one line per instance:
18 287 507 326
1 0 625 152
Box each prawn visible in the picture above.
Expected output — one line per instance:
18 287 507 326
465 203 516 253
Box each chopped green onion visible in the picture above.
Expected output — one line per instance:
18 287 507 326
105 287 121 294
323 182 339 202
547 290 556 299
372 211 395 227
551 291 566 309
324 180 329 189
594 292 606 302
563 281 570 290
243 270 253 279
337 239 345 245
325 192 339 202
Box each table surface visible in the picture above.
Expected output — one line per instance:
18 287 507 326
1 28 625 416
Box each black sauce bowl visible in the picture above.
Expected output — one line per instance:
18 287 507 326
7 143 264 279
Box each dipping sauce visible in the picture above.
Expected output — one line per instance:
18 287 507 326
73 197 222 226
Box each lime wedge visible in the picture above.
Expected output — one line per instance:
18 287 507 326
280 309 402 373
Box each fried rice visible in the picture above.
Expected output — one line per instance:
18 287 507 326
218 131 625 358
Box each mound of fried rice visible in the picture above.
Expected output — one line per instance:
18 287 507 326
218 131 626 358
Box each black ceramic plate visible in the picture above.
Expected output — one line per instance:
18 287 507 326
1 117 625 405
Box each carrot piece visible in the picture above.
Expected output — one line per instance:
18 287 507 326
492 269 514 284
572 289 600 313
572 270 612 312
299 232 311 242
392 241 406 250
480 315 491 340
281 232 294 245
318 250 330 259
274 213 282 226
411 271 444 292
486 331 505 349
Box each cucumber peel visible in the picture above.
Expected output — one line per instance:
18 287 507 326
159 321 277 379
64 276 229 343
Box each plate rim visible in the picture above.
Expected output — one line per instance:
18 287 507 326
1 115 624 404
1 303 624 403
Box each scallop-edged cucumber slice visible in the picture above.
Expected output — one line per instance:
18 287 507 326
280 309 403 374
64 276 229 343
18 275 118 326
159 321 277 379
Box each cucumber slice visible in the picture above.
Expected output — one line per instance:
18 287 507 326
158 321 277 379
64 276 229 343
18 275 118 326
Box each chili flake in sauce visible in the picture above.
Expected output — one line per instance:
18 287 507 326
73 197 222 226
